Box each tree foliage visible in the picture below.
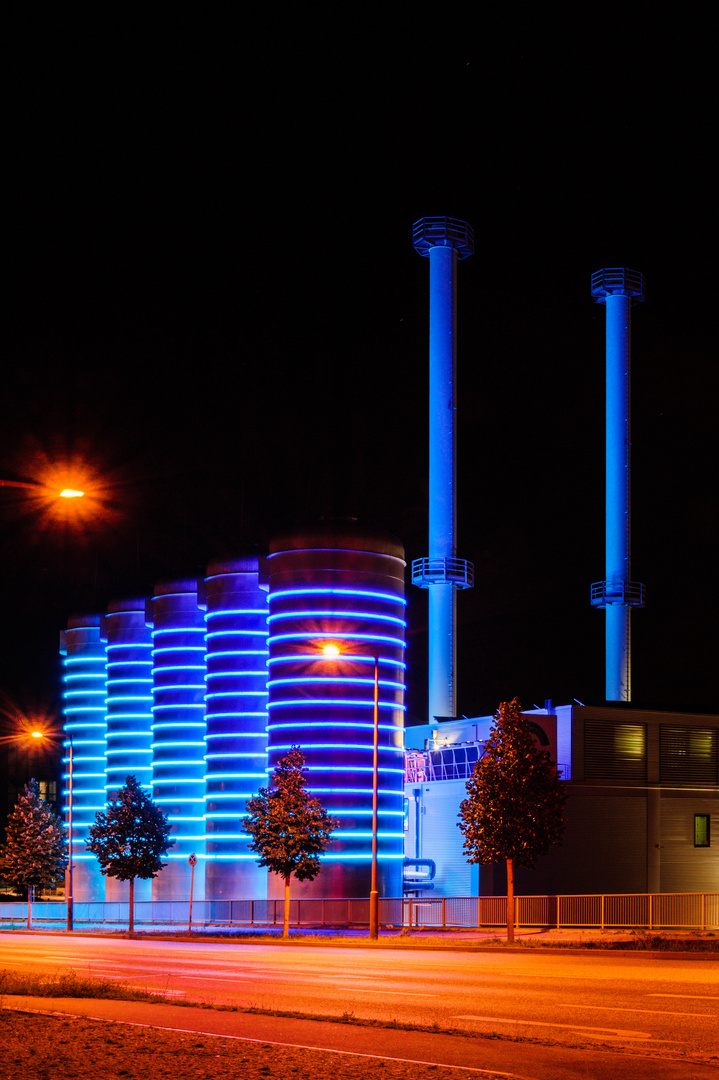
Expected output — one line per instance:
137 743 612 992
87 775 174 883
0 779 67 893
458 698 567 869
242 747 338 884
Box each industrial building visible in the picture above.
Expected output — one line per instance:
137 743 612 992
405 705 718 897
53 219 715 905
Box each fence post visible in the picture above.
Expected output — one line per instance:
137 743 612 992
442 896 446 929
701 893 706 932
649 893 653 931
557 895 560 930
600 894 604 932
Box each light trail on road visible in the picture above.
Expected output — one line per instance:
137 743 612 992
1 933 717 1063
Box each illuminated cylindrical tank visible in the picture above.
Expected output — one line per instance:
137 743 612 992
150 579 206 900
204 556 269 899
60 614 107 902
267 523 406 899
590 268 646 701
104 598 154 903
411 217 474 722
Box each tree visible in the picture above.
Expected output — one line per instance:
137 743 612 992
458 699 567 943
0 779 67 928
86 775 174 931
242 747 338 937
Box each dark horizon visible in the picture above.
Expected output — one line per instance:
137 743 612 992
2 12 716 733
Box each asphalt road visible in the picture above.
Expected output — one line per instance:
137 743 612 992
1 933 717 1078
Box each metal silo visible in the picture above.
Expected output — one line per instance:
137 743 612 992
150 579 206 901
267 523 406 901
60 614 107 903
104 598 154 904
204 556 269 900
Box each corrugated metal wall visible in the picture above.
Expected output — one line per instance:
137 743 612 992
661 796 719 892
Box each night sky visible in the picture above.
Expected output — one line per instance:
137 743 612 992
2 11 716 741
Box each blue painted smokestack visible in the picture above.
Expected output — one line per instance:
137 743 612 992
411 218 474 722
590 268 646 701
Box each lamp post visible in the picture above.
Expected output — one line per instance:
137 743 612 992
321 642 380 940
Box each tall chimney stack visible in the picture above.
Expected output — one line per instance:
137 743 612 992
412 217 474 721
590 267 646 701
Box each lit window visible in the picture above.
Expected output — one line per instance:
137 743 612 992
694 814 710 847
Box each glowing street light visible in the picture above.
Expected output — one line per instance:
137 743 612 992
0 479 84 497
320 640 381 940
31 729 74 932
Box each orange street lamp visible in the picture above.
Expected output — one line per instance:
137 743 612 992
31 729 73 932
320 641 381 940
0 479 85 498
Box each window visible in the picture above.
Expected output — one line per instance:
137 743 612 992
584 721 646 780
661 727 718 784
694 814 710 848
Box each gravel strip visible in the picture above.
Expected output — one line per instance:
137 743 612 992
0 1009 507 1079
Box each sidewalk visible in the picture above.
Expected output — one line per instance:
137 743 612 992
3 922 719 955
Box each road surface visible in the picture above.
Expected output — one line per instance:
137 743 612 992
1 933 717 1077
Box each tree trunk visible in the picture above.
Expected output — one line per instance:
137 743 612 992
506 858 514 944
129 877 135 933
283 876 291 939
27 884 32 930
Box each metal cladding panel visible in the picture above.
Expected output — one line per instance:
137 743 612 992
267 526 406 898
62 616 107 899
660 795 719 893
414 782 472 897
513 793 648 895
150 580 206 898
105 600 153 798
204 558 269 899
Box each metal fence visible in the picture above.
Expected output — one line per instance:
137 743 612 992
1 893 717 930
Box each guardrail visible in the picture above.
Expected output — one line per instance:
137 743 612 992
2 893 717 930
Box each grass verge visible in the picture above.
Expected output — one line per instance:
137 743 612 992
0 969 165 1002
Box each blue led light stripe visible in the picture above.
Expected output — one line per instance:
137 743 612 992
270 743 404 754
267 699 405 711
151 699 206 708
267 655 406 670
205 752 268 759
268 632 405 648
152 646 206 654
152 722 206 729
205 732 268 739
305 786 404 795
267 610 406 626
270 587 406 605
267 721 400 732
268 676 404 690
206 692 267 701
205 609 266 619
209 650 268 658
